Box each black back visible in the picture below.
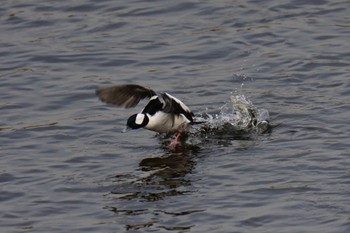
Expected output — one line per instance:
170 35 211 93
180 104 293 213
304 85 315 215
141 97 163 115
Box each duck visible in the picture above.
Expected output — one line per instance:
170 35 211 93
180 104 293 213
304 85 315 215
96 84 195 146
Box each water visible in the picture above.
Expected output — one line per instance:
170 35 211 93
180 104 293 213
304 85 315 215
1 0 350 232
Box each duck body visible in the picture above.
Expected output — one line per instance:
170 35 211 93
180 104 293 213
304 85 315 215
144 111 191 133
96 84 194 135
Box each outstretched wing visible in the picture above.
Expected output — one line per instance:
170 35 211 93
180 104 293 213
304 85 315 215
161 92 194 122
96 84 157 108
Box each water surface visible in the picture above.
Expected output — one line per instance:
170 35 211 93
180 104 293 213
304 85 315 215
1 0 350 232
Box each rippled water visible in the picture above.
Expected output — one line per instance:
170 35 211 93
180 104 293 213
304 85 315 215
1 0 350 232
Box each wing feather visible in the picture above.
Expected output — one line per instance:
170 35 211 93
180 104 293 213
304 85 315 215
161 92 194 122
96 84 157 108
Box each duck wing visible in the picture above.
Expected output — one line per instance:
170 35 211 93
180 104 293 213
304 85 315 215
96 84 157 108
161 92 194 122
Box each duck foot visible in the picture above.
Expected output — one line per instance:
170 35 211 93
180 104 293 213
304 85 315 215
168 131 182 149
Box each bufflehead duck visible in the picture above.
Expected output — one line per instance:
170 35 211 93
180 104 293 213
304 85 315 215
96 84 194 145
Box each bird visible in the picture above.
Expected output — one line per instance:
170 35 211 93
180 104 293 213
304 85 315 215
96 84 195 146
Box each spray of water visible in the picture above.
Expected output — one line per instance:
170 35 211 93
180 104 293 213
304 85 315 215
192 93 270 139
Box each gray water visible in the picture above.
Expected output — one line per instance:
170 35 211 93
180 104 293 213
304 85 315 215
1 0 350 232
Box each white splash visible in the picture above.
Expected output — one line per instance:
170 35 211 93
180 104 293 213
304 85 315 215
194 94 270 134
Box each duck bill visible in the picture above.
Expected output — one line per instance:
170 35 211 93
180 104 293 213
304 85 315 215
121 125 130 133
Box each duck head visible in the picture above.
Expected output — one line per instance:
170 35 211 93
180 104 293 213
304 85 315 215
122 113 149 132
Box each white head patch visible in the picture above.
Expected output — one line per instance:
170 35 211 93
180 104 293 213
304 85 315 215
135 114 145 125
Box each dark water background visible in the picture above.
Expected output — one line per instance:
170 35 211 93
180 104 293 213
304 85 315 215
1 0 350 232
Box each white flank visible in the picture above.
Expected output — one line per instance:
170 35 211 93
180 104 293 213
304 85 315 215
144 112 190 133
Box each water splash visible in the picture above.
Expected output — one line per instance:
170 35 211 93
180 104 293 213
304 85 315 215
193 93 270 138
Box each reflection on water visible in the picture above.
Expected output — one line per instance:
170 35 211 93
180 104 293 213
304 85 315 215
105 142 202 231
110 143 199 201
